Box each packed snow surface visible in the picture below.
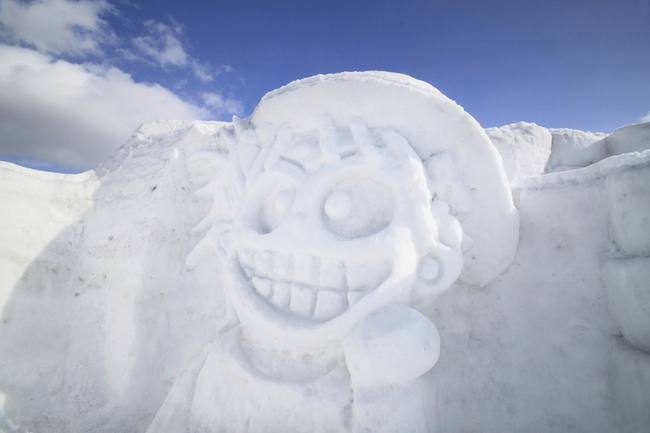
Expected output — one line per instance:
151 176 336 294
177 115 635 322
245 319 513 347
0 71 649 433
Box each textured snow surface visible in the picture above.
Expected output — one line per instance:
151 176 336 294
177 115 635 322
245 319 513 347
0 163 98 310
488 121 650 182
0 72 649 432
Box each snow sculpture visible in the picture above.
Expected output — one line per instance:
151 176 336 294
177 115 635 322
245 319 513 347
4 73 650 433
149 72 519 432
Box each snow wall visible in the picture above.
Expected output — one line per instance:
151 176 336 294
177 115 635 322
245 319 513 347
0 72 649 432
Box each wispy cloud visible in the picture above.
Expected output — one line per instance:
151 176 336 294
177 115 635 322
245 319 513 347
0 0 243 172
0 0 115 56
641 111 650 123
133 19 187 66
191 60 213 82
132 18 214 82
202 92 243 117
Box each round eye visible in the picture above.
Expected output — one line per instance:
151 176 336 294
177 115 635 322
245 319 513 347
417 255 440 283
324 191 352 221
258 181 296 233
322 178 393 239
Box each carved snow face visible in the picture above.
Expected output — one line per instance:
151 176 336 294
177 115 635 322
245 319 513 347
223 121 463 349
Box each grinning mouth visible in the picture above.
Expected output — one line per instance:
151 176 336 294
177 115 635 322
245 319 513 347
238 248 392 321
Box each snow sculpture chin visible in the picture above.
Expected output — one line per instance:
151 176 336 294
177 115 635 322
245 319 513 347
149 72 518 433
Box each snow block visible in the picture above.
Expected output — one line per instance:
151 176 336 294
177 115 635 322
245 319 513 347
603 255 650 353
484 122 552 186
610 343 650 433
606 165 650 256
546 128 607 171
606 122 650 157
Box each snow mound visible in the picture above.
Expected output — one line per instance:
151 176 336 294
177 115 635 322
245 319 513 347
484 122 552 185
488 122 650 185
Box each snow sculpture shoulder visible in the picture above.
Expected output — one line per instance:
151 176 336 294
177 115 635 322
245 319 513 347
149 72 519 433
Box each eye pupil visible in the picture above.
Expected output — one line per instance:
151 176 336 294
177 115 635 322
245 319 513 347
324 191 352 221
275 189 295 215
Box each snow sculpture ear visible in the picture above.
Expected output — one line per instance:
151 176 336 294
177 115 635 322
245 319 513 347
422 152 477 254
413 199 464 303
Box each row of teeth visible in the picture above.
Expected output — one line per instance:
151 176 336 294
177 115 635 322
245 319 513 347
239 249 391 321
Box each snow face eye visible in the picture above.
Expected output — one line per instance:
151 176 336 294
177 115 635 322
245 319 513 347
322 178 393 239
258 180 296 233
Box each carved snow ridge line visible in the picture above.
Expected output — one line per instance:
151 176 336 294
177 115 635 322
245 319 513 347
238 248 392 321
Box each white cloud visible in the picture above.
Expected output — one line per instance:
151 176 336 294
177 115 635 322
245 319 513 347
0 1 243 171
641 111 650 123
0 45 213 171
0 0 216 81
202 92 243 117
0 0 115 56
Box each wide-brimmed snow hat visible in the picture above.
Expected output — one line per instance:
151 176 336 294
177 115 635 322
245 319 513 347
250 71 519 286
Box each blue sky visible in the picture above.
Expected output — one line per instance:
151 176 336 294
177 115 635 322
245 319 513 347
0 0 649 173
